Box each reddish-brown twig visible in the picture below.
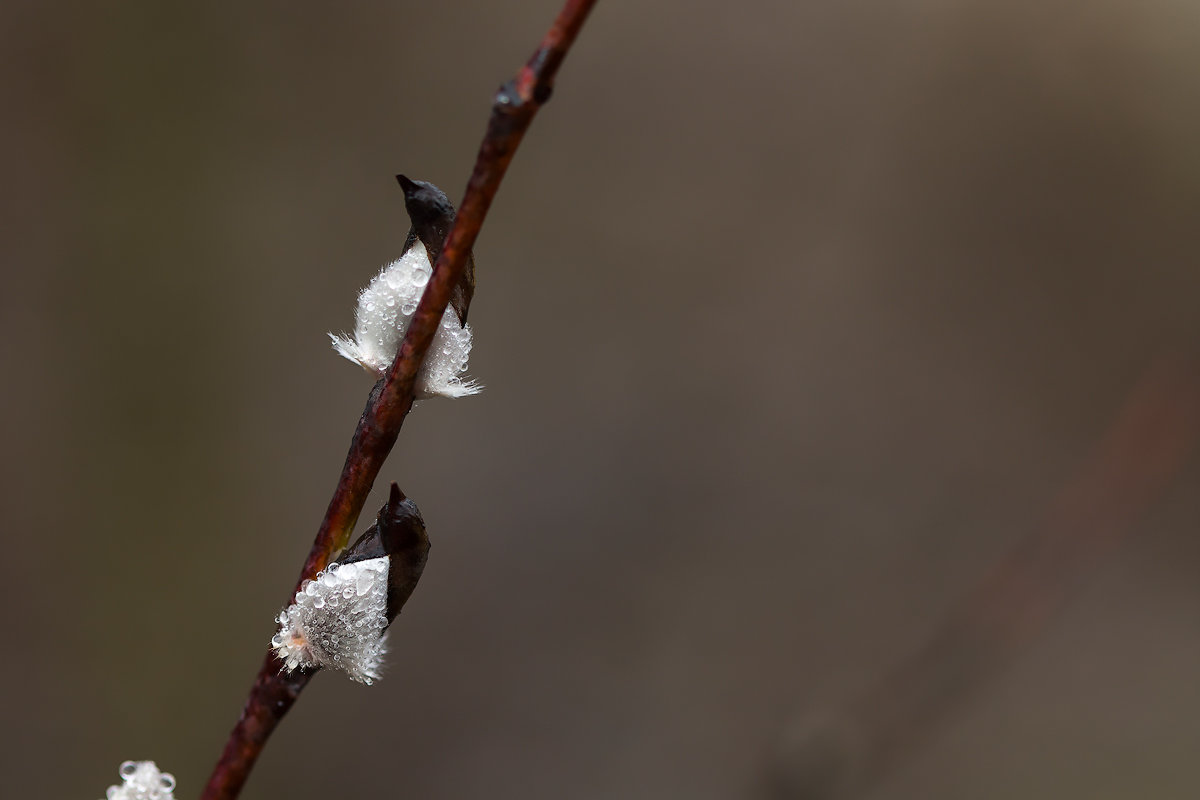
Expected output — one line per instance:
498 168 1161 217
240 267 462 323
771 356 1200 799
200 3 598 798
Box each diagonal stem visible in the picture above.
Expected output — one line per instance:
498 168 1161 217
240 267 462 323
200 2 598 798
302 0 598 589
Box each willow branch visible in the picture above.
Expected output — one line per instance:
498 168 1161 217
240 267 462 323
301 0 597 585
200 3 598 798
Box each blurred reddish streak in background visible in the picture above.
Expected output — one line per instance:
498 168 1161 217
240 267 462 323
777 356 1200 798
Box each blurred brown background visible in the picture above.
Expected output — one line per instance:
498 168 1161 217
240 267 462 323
3 1 1199 798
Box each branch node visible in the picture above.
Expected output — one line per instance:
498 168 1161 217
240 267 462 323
495 81 524 110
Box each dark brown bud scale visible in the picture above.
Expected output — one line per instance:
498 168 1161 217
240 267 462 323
396 174 477 326
340 483 430 624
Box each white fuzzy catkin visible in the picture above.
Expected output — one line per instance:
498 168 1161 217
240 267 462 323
102 761 176 800
329 240 480 398
272 557 390 684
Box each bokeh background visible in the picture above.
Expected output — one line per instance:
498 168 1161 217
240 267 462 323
3 1 1200 798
